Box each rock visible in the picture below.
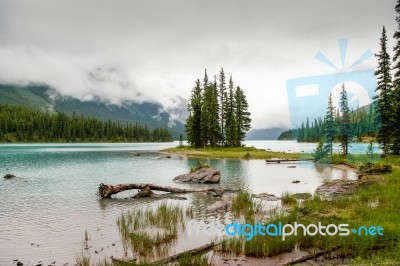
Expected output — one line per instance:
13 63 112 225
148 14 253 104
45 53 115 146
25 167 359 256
206 188 223 197
253 193 280 201
4 174 16 179
316 180 358 199
206 201 230 212
292 180 301 184
17 262 23 266
173 167 221 183
158 155 171 159
287 165 296 168
292 193 312 200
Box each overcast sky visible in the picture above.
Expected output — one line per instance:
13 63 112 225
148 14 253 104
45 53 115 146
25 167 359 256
0 0 397 129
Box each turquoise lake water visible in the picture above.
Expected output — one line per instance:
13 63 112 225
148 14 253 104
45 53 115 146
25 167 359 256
0 141 371 265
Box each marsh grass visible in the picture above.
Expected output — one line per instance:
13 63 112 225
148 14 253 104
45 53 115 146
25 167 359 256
231 191 265 224
93 258 114 266
231 191 254 219
75 251 91 266
281 192 297 205
117 202 191 259
218 157 400 262
174 253 212 266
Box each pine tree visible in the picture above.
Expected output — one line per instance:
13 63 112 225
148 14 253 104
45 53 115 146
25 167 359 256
375 26 394 155
313 139 328 162
339 84 352 155
201 70 211 147
219 68 227 146
234 86 251 146
209 76 221 147
392 1 400 154
305 117 310 141
185 79 203 148
323 93 336 159
185 70 250 148
225 76 237 147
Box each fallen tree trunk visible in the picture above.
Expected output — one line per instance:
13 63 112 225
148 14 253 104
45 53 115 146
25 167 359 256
131 187 188 200
151 242 216 265
98 183 214 198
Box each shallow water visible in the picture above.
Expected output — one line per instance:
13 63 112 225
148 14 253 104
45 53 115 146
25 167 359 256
0 141 360 265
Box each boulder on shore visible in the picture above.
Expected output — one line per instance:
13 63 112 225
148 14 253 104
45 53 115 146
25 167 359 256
4 174 16 179
173 167 221 183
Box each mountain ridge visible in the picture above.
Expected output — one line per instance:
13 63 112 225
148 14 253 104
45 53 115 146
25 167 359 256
0 83 187 139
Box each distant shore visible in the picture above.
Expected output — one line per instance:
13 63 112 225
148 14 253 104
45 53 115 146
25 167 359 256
161 146 312 160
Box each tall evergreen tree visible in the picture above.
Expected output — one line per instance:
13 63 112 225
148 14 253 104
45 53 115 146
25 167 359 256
392 1 400 154
375 26 394 155
234 86 251 146
225 76 237 147
219 68 227 146
339 84 352 155
186 79 203 148
185 69 251 148
201 70 212 147
209 76 221 147
323 93 336 159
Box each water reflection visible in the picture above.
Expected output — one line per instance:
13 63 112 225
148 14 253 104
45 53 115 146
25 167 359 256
0 143 358 265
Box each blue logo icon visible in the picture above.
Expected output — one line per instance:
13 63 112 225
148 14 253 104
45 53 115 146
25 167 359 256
287 39 376 130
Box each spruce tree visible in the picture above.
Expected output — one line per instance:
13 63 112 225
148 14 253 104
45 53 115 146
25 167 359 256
219 68 227 146
375 26 394 155
201 70 211 147
225 76 237 147
392 0 400 154
234 86 251 146
209 77 221 147
339 84 352 155
185 79 203 148
323 93 336 159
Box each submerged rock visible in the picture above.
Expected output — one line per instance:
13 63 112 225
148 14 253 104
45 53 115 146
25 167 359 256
173 167 221 183
253 193 280 201
4 174 16 179
292 193 312 200
206 201 230 212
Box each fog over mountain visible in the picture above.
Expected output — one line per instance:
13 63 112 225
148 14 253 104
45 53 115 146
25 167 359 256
0 0 397 129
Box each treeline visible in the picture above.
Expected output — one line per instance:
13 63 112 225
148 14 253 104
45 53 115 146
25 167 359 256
0 105 172 142
278 102 379 142
374 19 400 155
186 68 251 148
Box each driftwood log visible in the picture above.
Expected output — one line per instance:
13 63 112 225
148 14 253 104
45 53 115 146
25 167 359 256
98 183 215 198
131 187 188 200
150 242 216 265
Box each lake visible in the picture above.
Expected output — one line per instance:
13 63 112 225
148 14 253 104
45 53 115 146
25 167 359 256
0 141 370 265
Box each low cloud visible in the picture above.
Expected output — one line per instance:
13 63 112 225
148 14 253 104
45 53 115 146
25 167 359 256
0 0 397 129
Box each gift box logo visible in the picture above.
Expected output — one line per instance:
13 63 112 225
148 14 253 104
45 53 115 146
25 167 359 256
286 39 377 131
